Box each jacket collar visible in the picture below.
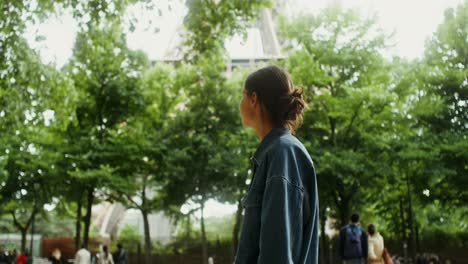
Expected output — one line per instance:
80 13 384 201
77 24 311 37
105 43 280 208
251 127 291 166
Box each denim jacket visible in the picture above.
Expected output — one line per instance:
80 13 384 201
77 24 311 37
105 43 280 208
235 128 319 264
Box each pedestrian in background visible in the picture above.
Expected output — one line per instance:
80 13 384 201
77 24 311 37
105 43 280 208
367 224 385 264
339 213 368 264
74 244 91 264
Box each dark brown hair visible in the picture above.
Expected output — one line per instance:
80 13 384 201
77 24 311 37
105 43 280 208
244 65 306 132
103 245 109 258
367 224 376 235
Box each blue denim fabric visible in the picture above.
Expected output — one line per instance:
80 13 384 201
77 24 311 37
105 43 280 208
235 128 319 264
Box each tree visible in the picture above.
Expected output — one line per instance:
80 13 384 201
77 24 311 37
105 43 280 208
104 63 184 264
65 20 148 248
162 55 242 264
280 3 392 226
183 0 270 60
374 2 468 254
279 6 400 261
0 124 66 251
0 0 148 248
0 5 75 248
421 1 468 206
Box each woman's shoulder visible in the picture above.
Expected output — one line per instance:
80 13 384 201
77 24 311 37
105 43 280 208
369 233 384 243
269 134 307 153
378 233 384 242
269 134 312 162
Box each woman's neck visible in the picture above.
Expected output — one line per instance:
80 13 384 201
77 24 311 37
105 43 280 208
255 123 274 141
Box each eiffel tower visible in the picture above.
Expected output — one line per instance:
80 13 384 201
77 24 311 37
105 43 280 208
162 0 292 71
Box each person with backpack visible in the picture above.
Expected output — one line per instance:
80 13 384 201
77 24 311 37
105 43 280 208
112 243 128 264
339 213 368 264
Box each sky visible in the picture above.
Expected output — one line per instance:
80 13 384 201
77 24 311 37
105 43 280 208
25 0 465 68
24 0 464 217
296 0 464 58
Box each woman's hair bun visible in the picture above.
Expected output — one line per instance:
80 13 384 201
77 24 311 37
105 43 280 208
245 66 307 132
285 87 306 122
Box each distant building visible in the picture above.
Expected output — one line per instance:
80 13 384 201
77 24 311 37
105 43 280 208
158 1 290 72
92 202 172 245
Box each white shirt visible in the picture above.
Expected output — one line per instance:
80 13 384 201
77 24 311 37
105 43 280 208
74 248 91 264
98 252 114 264
368 232 385 264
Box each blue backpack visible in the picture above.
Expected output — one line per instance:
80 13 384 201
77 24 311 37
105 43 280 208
343 224 363 258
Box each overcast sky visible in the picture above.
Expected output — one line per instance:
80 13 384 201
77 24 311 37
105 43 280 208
296 0 464 58
24 0 464 69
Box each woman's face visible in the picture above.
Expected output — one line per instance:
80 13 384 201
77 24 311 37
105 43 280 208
239 89 257 128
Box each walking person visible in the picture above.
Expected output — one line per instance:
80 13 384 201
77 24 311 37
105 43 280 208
7 249 17 264
112 244 128 264
15 249 29 264
48 248 66 264
234 65 319 264
367 224 384 264
0 247 8 264
98 246 114 264
339 213 368 264
74 244 91 264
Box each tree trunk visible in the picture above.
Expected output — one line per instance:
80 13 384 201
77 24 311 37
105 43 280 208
334 185 352 228
329 117 337 146
83 187 95 248
406 172 416 257
415 220 421 253
137 242 142 264
75 195 82 250
142 210 152 264
336 195 351 228
320 207 327 264
200 200 208 264
21 228 27 253
186 215 191 250
399 196 407 243
140 175 152 264
11 210 34 253
231 198 243 261
29 209 36 255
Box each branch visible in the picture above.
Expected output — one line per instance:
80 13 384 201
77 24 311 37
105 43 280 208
141 174 148 208
344 101 364 139
120 191 142 211
328 116 336 146
187 207 202 216
332 190 341 208
25 207 37 230
10 210 25 231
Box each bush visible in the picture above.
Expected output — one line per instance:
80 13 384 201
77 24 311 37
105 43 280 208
114 224 142 253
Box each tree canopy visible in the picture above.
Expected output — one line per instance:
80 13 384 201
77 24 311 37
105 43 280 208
0 0 466 262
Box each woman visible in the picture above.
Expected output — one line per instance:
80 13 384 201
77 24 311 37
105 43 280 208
235 66 319 264
98 246 114 264
48 248 66 264
367 224 385 264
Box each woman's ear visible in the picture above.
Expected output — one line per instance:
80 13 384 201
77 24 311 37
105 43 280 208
250 92 258 107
